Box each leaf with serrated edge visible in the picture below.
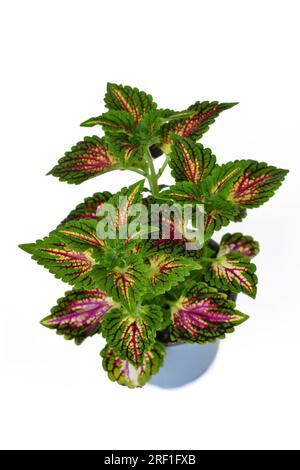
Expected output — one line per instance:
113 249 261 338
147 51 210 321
102 305 162 365
104 83 157 124
203 197 241 240
91 254 148 306
81 110 135 134
168 282 248 343
101 341 165 388
20 237 95 287
227 160 288 208
41 289 115 344
48 136 118 184
53 219 105 252
60 191 112 226
170 136 216 184
99 180 145 230
205 253 257 298
218 233 259 259
146 253 200 296
160 101 237 153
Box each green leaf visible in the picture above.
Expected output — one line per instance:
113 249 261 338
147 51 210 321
203 196 241 240
204 253 258 298
146 253 200 296
208 161 247 195
101 341 165 388
100 180 145 230
81 110 135 134
169 135 216 184
53 219 105 252
41 289 115 344
159 181 203 203
102 305 162 365
207 160 288 208
104 82 157 124
20 236 96 287
105 132 145 167
218 233 259 259
226 160 288 208
48 136 119 184
91 254 148 306
19 243 37 255
160 101 237 153
104 110 167 167
168 282 248 343
159 183 240 240
60 191 112 226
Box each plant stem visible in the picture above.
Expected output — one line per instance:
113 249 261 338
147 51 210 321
157 154 170 178
128 167 145 177
146 148 159 196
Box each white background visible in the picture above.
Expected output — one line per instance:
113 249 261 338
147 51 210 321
1 0 299 450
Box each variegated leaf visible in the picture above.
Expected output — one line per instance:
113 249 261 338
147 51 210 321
20 237 95 287
102 305 162 365
81 110 135 134
161 101 237 153
53 219 105 252
168 283 248 343
60 191 112 226
146 253 200 296
204 253 257 298
170 136 216 184
209 161 247 195
104 83 157 124
227 160 288 208
98 180 145 230
104 110 168 167
101 341 165 388
203 197 241 240
159 181 203 203
105 131 145 167
48 136 118 184
218 233 259 259
41 289 114 344
159 184 239 239
91 255 148 306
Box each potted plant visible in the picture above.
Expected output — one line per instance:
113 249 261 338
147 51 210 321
20 83 288 388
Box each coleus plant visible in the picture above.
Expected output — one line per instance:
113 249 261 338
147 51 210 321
20 83 288 388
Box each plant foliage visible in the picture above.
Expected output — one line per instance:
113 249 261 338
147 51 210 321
20 83 288 387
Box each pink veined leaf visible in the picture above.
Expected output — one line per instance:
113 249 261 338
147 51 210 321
101 341 165 388
60 191 112 226
227 160 288 208
169 135 216 184
104 83 157 124
54 219 106 253
160 101 237 153
218 233 259 259
169 283 248 343
41 289 114 344
20 238 96 287
97 180 145 235
204 253 258 298
91 255 148 307
48 136 119 184
146 253 200 296
102 305 162 366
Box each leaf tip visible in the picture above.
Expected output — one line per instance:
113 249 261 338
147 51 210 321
19 243 36 254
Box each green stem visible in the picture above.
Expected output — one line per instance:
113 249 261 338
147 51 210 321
128 167 145 176
157 154 170 178
146 148 159 196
